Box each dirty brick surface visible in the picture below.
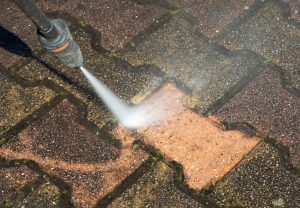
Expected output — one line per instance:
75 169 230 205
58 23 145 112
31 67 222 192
39 0 166 51
115 84 260 190
0 74 55 135
0 0 299 207
168 0 255 38
217 69 300 167
108 162 204 208
0 100 148 208
208 142 300 208
220 2 300 90
0 0 39 68
122 17 259 112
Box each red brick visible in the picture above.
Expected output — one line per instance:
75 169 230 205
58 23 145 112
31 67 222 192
114 84 260 190
169 0 255 38
216 69 300 167
0 100 148 208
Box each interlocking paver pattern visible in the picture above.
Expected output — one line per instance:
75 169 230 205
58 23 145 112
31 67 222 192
220 2 300 90
0 100 148 208
122 17 259 112
0 0 299 207
168 0 255 38
39 0 166 51
208 142 300 207
0 74 55 135
217 69 300 167
108 162 204 208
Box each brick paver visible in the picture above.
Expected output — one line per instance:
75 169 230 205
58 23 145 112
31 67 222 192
108 162 204 208
114 84 260 190
0 0 299 206
168 0 255 38
220 2 300 90
0 0 38 68
121 17 260 113
16 27 163 128
207 142 300 207
0 165 38 206
39 0 166 51
0 100 148 208
0 74 55 135
216 69 300 167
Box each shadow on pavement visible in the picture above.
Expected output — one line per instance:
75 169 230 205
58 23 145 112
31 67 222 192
0 26 32 57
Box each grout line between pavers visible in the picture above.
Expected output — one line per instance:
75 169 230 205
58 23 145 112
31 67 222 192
113 13 173 55
210 0 269 43
95 156 160 208
203 137 300 200
0 157 74 207
1 2 299 206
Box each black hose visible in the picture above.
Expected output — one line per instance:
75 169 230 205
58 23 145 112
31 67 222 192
13 0 58 40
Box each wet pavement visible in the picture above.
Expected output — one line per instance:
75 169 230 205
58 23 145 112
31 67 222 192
0 0 299 207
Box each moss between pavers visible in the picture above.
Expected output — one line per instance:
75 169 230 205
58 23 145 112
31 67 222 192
207 142 300 207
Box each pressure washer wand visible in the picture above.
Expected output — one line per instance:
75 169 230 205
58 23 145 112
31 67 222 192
14 0 83 68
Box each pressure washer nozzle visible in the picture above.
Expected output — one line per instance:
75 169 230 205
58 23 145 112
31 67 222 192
38 19 83 68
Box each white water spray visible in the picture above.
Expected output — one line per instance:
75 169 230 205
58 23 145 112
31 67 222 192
80 66 177 128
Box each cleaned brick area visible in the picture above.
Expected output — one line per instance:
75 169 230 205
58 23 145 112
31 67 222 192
115 84 260 190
